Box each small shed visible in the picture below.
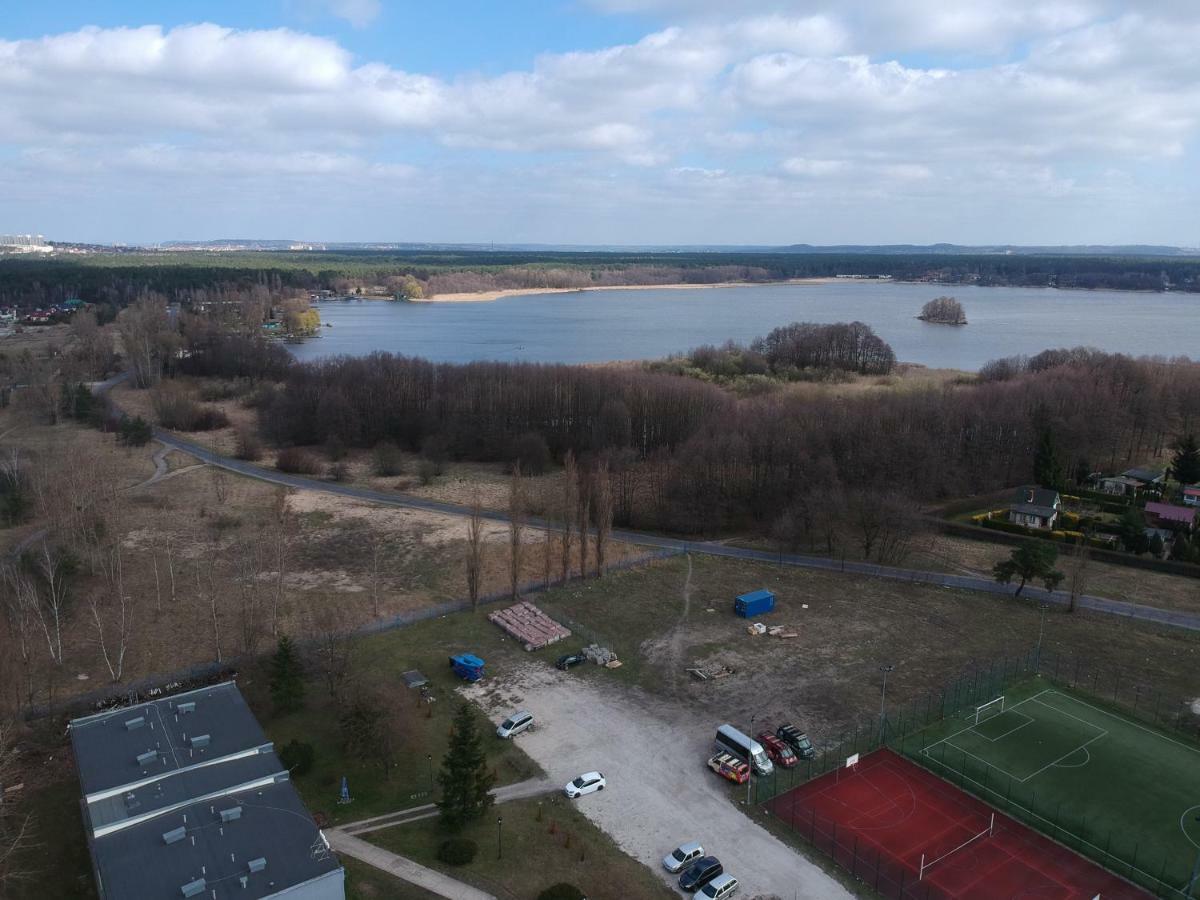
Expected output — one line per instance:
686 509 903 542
734 589 776 618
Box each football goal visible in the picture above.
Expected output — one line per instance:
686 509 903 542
973 696 1006 725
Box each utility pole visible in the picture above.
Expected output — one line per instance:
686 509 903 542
746 713 756 805
1036 603 1050 673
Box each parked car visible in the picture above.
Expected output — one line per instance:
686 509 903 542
556 651 588 671
679 856 724 892
700 873 739 899
756 732 798 768
776 723 815 759
564 771 606 798
706 752 749 784
663 841 705 874
495 710 534 739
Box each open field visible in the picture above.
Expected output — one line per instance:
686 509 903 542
367 797 676 900
902 679 1200 895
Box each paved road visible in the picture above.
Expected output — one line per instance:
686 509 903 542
95 371 1200 634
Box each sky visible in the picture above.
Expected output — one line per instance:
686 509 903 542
2 1 1199 246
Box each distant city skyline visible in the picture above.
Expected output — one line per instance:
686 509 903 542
3 1 1199 246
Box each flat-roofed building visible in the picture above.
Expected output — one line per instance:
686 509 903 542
69 681 344 900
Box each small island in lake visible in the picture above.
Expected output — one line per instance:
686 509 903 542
918 295 967 325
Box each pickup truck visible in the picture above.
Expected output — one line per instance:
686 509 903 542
706 752 750 784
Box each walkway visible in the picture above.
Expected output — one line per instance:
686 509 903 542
327 831 496 900
93 372 1200 634
327 777 552 898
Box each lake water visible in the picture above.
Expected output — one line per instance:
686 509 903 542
287 281 1200 371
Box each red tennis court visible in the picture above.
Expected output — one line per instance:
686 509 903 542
767 750 1148 899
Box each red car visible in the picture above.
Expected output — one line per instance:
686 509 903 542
756 732 798 768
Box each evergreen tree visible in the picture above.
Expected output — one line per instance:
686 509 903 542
269 636 306 714
1170 434 1200 486
1117 508 1150 555
437 702 495 831
1032 426 1063 490
992 540 1064 596
1148 531 1166 558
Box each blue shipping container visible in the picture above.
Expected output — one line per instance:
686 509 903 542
734 589 775 618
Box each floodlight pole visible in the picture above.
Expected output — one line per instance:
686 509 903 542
497 815 503 860
878 664 895 743
426 753 433 793
1036 603 1050 673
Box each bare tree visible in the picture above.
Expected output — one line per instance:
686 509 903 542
366 529 391 619
268 489 295 636
89 540 134 683
0 567 36 709
577 470 591 579
194 536 223 663
508 467 526 600
233 542 265 655
559 451 578 583
308 604 354 700
0 720 38 892
466 496 484 611
1067 532 1092 613
592 459 614 577
116 296 176 388
31 540 70 667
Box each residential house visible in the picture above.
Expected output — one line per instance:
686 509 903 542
1144 501 1196 532
1008 486 1061 530
1123 467 1166 487
1099 475 1142 497
1182 486 1200 507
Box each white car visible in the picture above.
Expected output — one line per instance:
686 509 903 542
663 841 704 873
564 771 606 798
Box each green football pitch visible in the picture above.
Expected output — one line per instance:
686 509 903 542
899 678 1200 896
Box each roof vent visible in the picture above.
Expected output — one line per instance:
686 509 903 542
189 734 211 749
125 716 146 731
177 702 195 715
180 878 206 898
124 793 141 811
163 826 187 845
219 807 243 823
137 750 159 767
247 858 266 874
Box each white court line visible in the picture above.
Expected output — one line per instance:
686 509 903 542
1016 730 1108 784
1040 691 1200 760
925 688 1054 755
975 709 1035 743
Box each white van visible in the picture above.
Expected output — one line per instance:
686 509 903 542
714 724 773 776
496 710 534 738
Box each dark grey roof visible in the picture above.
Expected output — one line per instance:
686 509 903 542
1123 467 1165 483
69 682 343 900
1009 486 1060 518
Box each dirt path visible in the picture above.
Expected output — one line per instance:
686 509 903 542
462 665 853 900
644 552 694 697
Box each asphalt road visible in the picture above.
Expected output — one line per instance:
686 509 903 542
95 371 1200 634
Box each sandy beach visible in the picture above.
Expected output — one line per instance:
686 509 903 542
415 277 849 303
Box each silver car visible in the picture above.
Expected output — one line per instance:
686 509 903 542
663 841 704 873
495 710 534 739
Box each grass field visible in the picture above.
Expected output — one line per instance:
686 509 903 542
902 678 1200 896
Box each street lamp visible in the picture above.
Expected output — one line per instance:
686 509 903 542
1036 603 1050 673
497 816 503 860
426 753 433 793
878 665 895 743
746 714 756 805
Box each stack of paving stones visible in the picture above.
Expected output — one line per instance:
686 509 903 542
488 600 572 651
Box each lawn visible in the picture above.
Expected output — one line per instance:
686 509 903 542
365 796 675 900
343 857 440 899
899 678 1200 896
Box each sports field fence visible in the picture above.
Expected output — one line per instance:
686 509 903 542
753 644 1200 898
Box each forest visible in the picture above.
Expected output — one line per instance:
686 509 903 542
2 248 1199 306
170 321 1197 539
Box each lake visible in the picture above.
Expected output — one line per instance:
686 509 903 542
287 281 1200 371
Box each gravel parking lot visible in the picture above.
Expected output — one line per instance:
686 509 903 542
463 664 852 899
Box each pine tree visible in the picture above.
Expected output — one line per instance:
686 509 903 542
437 702 495 831
269 636 306 714
1170 434 1200 486
992 540 1063 596
1032 426 1063 490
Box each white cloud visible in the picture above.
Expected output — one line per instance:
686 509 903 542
2 7 1199 243
326 0 382 28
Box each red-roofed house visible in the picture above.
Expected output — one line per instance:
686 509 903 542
1144 501 1196 531
1182 487 1200 507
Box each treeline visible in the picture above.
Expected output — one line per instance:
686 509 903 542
5 250 1200 306
238 338 1200 538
